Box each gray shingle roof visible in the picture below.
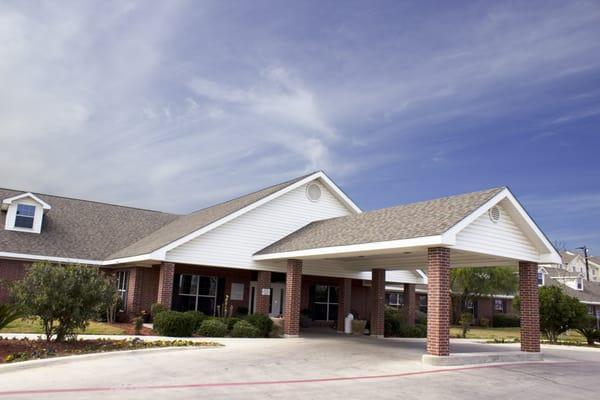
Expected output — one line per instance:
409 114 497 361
0 174 312 262
0 188 178 260
256 186 505 255
542 266 582 278
107 173 312 259
545 277 600 304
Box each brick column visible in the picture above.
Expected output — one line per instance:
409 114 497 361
283 259 302 337
255 271 272 315
126 268 143 318
157 262 175 309
426 247 451 356
519 261 540 352
337 278 352 333
403 283 416 326
371 268 386 337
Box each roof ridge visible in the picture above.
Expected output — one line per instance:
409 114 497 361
184 171 319 215
0 186 177 215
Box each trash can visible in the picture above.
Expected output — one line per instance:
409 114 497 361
344 313 354 334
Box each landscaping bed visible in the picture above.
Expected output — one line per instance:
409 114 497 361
0 337 220 364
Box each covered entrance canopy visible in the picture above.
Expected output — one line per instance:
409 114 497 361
254 186 560 357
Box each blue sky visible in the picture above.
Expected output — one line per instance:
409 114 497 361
0 1 599 253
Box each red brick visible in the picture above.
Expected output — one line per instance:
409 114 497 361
283 259 302 336
157 262 175 309
426 247 451 356
519 261 540 352
255 271 272 315
371 268 385 337
337 278 352 332
403 283 416 326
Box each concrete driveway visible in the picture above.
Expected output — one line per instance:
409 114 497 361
0 332 598 399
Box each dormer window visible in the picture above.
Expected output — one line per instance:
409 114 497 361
2 192 51 234
15 204 36 229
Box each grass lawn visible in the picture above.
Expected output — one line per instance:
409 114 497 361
450 326 521 340
0 318 125 335
450 326 587 343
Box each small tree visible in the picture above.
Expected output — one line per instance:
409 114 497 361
538 286 587 343
575 315 600 345
11 262 115 342
451 267 518 322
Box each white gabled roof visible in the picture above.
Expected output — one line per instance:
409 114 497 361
2 192 51 211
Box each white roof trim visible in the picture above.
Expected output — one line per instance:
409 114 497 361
2 192 51 210
443 188 561 264
253 235 446 260
0 251 101 265
150 171 362 259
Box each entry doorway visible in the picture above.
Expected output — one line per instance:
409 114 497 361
249 282 285 317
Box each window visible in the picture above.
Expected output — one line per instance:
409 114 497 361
418 295 427 313
494 299 506 313
313 284 339 321
178 274 218 315
387 292 403 308
116 271 130 310
576 278 583 290
15 204 36 229
537 272 544 286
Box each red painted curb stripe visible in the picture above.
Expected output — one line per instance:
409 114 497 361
0 360 573 397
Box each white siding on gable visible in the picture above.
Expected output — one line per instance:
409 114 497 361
166 180 353 271
454 203 540 262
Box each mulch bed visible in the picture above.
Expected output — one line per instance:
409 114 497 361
0 337 219 364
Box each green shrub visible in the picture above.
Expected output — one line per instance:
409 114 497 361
150 303 167 318
415 311 427 326
153 311 196 337
230 320 261 338
11 262 114 342
198 318 228 337
405 324 427 338
575 315 600 345
479 317 490 328
246 314 273 337
0 304 22 330
492 314 520 327
236 306 249 316
384 307 405 337
183 310 206 331
225 317 241 332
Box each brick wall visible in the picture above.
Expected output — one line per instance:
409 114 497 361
403 283 416 326
337 278 352 332
283 259 302 336
0 260 30 302
157 262 175 309
371 268 385 337
255 271 271 315
519 261 540 352
426 247 451 356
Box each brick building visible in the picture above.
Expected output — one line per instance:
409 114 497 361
0 171 560 357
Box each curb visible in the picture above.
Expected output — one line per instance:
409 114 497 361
0 345 218 374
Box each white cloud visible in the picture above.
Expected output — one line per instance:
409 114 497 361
0 1 598 213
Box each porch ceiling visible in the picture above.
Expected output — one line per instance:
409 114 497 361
257 246 521 273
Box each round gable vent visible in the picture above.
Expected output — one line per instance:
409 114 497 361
488 206 501 223
306 183 322 202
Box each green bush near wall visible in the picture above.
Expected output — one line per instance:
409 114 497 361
230 320 261 338
153 311 196 337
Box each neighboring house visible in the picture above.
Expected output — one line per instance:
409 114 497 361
0 171 560 356
537 266 600 319
543 250 600 282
